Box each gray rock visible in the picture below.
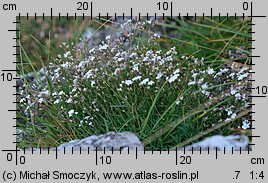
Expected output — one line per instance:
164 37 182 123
16 66 61 90
181 135 249 151
228 46 248 59
57 132 144 151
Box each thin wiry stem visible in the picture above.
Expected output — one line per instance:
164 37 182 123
142 84 242 146
171 107 250 150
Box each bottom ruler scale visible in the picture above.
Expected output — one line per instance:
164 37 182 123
1 151 265 182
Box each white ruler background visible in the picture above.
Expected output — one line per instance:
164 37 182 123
0 0 267 182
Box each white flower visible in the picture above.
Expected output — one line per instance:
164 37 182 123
129 53 137 58
175 96 183 105
66 98 72 103
188 81 196 86
118 58 124 61
84 70 93 78
168 74 179 83
124 80 133 86
99 44 108 50
58 91 65 96
156 50 162 54
166 56 174 61
242 120 250 130
197 78 204 84
153 34 160 39
207 67 215 75
72 87 77 93
231 113 237 119
156 73 163 80
78 60 89 68
192 73 198 79
68 109 75 117
156 56 162 61
166 46 177 55
194 58 199 64
52 92 58 96
133 65 139 72
227 110 233 116
235 93 241 100
148 81 155 86
115 52 120 57
143 56 149 61
54 99 60 104
173 69 180 75
132 76 142 81
139 78 150 86
89 48 95 53
105 35 111 40
146 50 153 56
20 98 26 103
91 80 96 87
79 120 84 127
239 67 249 73
89 56 95 61
175 100 180 105
64 51 70 58
230 89 237 95
61 62 70 69
229 73 235 77
201 83 208 89
128 33 134 37
237 73 249 80
220 68 229 73
38 98 44 104
40 90 50 96
113 68 121 75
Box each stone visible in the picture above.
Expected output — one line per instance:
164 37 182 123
180 135 249 151
57 132 144 151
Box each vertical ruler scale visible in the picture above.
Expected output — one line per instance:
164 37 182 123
0 0 267 183
253 2 266 155
1 9 16 151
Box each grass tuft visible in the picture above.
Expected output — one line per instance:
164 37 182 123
17 16 251 150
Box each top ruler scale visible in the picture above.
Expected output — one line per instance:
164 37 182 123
0 0 267 182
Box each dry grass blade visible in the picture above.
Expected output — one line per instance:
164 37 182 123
172 107 251 150
142 84 241 146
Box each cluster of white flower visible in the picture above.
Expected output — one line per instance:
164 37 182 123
68 109 78 117
241 119 250 130
79 116 93 127
18 19 251 137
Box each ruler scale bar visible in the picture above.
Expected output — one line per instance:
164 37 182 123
0 1 267 183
